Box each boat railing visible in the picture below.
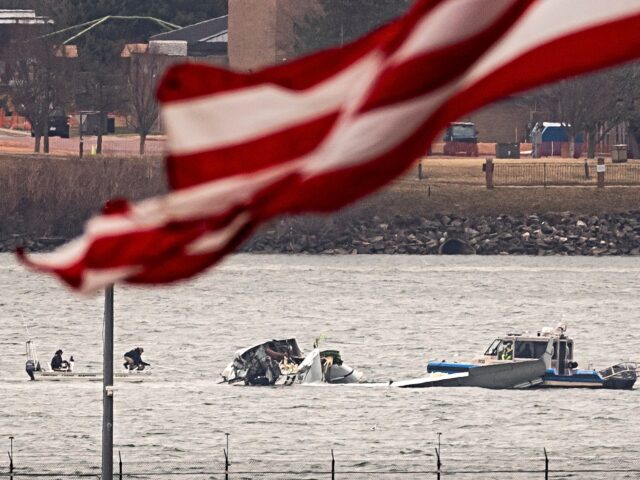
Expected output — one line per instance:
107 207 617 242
599 362 637 379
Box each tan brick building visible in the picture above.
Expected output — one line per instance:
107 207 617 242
228 0 318 70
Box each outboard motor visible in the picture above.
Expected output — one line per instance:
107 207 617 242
25 359 37 381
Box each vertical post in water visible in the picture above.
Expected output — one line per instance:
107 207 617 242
224 433 230 480
8 436 13 480
435 432 442 480
331 449 335 480
544 448 549 480
102 285 114 480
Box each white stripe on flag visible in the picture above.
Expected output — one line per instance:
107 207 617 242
162 53 382 155
303 85 454 175
463 0 640 87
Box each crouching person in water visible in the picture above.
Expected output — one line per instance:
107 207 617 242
124 347 150 371
51 349 72 371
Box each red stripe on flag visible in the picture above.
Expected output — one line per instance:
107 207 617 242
166 112 339 190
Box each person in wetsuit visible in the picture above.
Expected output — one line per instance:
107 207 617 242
123 347 150 371
51 349 70 371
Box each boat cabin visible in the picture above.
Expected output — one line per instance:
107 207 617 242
483 326 577 374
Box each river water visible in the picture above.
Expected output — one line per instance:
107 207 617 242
1 254 639 478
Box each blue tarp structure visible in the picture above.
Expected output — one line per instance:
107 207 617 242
535 123 583 143
531 122 583 157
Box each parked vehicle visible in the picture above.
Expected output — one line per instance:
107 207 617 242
443 122 478 156
30 112 70 139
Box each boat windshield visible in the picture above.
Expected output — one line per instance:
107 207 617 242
515 341 548 359
484 339 501 356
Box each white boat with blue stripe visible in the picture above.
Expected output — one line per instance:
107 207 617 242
427 324 636 390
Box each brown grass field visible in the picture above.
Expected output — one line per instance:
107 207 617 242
1 153 640 239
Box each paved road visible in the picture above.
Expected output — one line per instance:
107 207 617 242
0 132 166 155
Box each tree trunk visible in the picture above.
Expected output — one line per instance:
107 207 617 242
97 111 106 154
44 129 50 154
34 134 41 153
568 134 575 159
587 132 596 159
139 134 146 155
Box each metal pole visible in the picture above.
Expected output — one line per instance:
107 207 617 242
79 114 84 159
436 432 442 480
102 285 114 480
544 448 549 480
8 436 13 480
331 449 335 480
118 450 122 480
224 449 229 480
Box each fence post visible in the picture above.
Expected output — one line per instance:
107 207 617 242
118 450 122 480
543 162 547 188
544 448 549 480
584 160 590 180
331 449 335 480
484 158 494 189
597 157 605 188
8 436 14 480
418 162 423 180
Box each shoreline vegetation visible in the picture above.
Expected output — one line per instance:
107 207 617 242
2 154 640 255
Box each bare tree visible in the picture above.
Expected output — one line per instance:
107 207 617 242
125 53 170 154
8 33 71 153
528 67 635 158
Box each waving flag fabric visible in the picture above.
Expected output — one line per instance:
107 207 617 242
20 0 640 293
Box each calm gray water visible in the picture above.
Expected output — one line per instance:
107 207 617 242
1 253 639 477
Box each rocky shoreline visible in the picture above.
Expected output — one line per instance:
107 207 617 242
4 211 640 256
241 211 640 256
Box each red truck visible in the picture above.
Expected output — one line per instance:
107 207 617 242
443 122 479 157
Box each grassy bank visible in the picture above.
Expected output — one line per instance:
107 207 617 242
0 154 165 238
2 154 640 239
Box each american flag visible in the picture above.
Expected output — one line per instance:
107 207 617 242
20 0 640 293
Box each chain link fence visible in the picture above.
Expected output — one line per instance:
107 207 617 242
3 450 640 479
492 161 640 187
